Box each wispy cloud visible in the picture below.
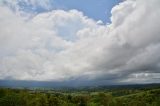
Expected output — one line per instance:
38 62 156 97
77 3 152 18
1 0 53 13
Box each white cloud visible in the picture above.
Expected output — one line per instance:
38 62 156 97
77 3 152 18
1 0 53 17
0 0 160 84
2 0 52 9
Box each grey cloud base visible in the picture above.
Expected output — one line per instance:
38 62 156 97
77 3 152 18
0 0 160 84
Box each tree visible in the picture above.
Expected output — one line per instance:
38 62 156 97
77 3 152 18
48 96 61 106
0 94 22 106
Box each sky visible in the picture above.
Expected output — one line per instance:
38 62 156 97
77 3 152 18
0 0 160 85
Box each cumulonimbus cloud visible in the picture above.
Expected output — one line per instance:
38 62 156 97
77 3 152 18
0 0 160 84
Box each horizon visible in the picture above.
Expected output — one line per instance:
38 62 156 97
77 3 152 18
0 80 160 88
0 0 160 87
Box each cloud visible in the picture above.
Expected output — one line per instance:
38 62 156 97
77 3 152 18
1 0 53 14
0 0 160 84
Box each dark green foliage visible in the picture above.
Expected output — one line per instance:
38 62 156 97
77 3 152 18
0 89 6 98
48 96 61 106
0 93 22 106
0 87 160 106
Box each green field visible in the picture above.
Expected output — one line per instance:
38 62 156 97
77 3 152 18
0 85 160 106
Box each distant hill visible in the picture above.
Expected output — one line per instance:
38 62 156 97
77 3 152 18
0 80 160 90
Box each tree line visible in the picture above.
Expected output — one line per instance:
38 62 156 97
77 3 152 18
0 87 160 106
